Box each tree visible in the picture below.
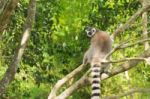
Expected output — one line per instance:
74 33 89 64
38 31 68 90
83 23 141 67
48 1 150 99
0 0 150 99
0 0 36 95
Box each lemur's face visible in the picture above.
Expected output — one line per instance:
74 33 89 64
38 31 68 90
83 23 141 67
85 26 96 37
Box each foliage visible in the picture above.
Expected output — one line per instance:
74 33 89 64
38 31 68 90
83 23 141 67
0 0 150 99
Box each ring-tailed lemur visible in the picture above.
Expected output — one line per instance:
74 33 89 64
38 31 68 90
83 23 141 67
83 26 112 99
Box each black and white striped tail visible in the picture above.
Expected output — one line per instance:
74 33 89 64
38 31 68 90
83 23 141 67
91 64 101 99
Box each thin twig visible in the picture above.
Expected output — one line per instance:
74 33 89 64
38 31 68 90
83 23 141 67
105 38 150 59
120 38 150 49
103 57 146 64
111 4 150 39
103 88 150 99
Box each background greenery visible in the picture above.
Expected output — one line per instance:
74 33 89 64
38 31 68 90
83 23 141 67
1 0 150 99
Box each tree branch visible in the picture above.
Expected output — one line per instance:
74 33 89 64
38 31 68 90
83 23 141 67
102 48 150 80
50 28 150 99
0 0 8 14
48 64 86 99
48 2 150 98
105 38 150 59
0 0 36 95
140 0 150 50
103 57 146 64
111 4 150 39
57 48 150 99
0 0 20 33
103 88 150 99
56 69 91 99
120 38 150 49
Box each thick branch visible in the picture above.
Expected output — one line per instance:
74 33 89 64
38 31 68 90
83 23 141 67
49 2 150 98
53 39 150 98
56 70 90 99
0 0 20 33
48 64 86 99
0 0 36 95
105 48 150 80
57 48 150 99
111 4 150 39
103 88 150 99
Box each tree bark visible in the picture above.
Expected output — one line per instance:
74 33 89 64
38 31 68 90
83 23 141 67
48 64 86 99
103 88 150 99
49 1 150 98
0 0 9 14
0 0 36 95
0 0 20 34
111 4 150 39
56 48 150 99
139 0 150 50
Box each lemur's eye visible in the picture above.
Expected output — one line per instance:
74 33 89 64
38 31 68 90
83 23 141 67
92 28 96 33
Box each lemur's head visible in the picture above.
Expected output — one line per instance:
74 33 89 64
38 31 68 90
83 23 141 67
85 26 97 37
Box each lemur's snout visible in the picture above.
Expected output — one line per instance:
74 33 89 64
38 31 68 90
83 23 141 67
88 32 92 35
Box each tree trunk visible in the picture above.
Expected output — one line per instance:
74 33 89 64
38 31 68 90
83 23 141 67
0 0 36 95
0 0 20 34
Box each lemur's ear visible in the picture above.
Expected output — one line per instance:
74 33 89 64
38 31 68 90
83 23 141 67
84 26 90 31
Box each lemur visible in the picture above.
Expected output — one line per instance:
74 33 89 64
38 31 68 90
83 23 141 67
83 26 112 99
